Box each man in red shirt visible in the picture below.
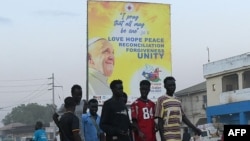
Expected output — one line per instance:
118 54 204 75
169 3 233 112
131 80 156 141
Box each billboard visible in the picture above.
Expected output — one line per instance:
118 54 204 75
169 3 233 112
87 1 171 104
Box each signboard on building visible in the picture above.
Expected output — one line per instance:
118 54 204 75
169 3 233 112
87 0 171 104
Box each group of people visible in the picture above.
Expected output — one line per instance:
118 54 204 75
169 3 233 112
48 76 201 141
31 39 202 141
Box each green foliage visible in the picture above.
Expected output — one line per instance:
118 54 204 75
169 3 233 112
2 103 55 126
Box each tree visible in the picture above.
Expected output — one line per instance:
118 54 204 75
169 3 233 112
2 103 55 125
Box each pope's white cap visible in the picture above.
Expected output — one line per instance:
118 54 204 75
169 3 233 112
88 37 106 47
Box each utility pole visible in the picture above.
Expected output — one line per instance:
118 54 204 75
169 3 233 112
48 73 63 140
48 73 63 109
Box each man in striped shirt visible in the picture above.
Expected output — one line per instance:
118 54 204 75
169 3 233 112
155 76 201 141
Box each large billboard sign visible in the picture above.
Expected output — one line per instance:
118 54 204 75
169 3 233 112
87 1 171 104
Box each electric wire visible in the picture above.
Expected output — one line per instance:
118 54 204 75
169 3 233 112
0 77 51 109
0 76 64 117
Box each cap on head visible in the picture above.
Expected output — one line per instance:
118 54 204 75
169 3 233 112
88 37 106 47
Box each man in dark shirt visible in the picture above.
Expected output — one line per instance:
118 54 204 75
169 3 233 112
59 97 81 141
100 79 131 141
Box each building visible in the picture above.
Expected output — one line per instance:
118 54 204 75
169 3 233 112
175 82 207 126
203 52 250 124
0 122 56 141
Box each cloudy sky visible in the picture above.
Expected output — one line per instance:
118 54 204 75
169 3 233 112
0 0 250 124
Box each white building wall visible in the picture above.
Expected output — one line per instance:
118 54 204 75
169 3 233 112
206 76 222 106
179 92 206 125
203 53 250 77
203 52 250 107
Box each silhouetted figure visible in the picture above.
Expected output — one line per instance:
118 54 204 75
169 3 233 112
100 80 131 141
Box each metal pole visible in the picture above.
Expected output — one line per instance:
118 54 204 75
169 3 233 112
48 73 62 109
207 47 210 62
51 73 56 140
52 73 55 107
48 73 62 140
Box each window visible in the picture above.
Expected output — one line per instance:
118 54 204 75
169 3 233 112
222 74 238 92
243 70 250 88
212 84 216 91
226 84 233 91
203 95 207 103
